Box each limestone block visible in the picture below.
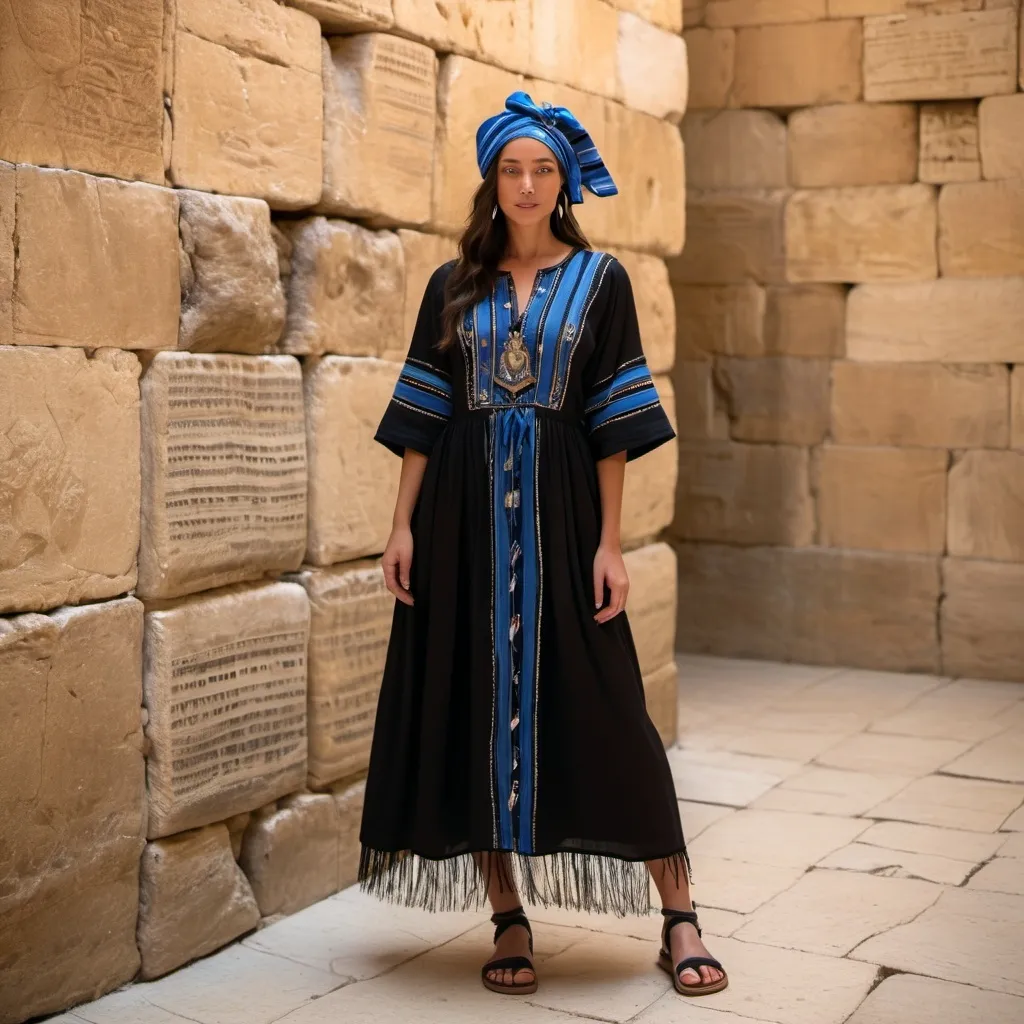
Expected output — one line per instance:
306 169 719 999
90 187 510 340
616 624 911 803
764 285 846 357
12 165 179 349
606 249 675 374
833 363 1009 448
623 543 677 676
240 794 342 917
280 218 405 359
674 543 941 672
433 56 525 235
0 598 145 1022
178 191 285 354
398 231 459 354
786 185 938 283
669 190 787 284
685 0 710 26
979 95 1024 180
684 28 735 109
168 0 323 209
939 180 1024 277
305 357 402 564
684 110 788 189
948 450 1024 561
816 446 948 554
644 663 679 748
715 357 831 444
1014 370 1024 449
0 0 164 183
0 163 11 345
137 824 260 980
623 377 678 543
0 347 141 615
609 0 683 32
863 9 1018 102
320 34 436 227
618 12 689 122
225 811 251 860
707 1 826 25
943 558 1024 682
674 282 766 359
287 0 393 31
138 353 307 600
673 442 814 546
672 361 730 440
143 581 310 839
847 278 1024 362
732 20 863 108
532 0 617 99
334 775 366 889
789 104 917 187
920 102 981 183
830 1 1017 13
287 562 392 789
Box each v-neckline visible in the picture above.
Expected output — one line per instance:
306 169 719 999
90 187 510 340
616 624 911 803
501 246 579 323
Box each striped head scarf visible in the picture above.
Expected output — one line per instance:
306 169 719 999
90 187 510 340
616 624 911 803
475 90 618 205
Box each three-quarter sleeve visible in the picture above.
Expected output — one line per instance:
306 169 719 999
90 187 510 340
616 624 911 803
374 264 454 458
583 258 676 462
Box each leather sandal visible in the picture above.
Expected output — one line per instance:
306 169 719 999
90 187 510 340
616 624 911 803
657 904 728 996
480 905 538 995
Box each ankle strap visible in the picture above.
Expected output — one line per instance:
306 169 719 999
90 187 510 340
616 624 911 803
490 905 532 951
661 906 701 939
490 905 526 923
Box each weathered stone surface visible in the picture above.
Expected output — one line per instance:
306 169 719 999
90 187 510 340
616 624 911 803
532 0 617 99
864 9 1018 102
866 774 1023 832
0 0 164 183
226 811 251 860
674 282 766 360
240 794 341 917
848 973 1024 1024
943 558 1024 681
816 446 947 555
939 180 1024 277
607 249 675 374
669 190 787 284
920 102 981 183
138 353 307 600
0 598 145 1022
138 824 260 980
831 0 1018 12
685 0 710 26
672 361 730 440
684 28 735 109
674 443 814 546
847 278 1024 362
397 231 459 356
644 662 679 748
684 110 787 190
280 219 404 359
765 285 846 357
732 20 863 108
168 0 323 209
287 0 392 31
609 0 683 32
320 34 436 226
178 191 285 354
623 376 678 543
13 165 179 349
675 544 942 672
305 357 402 565
716 358 830 445
617 12 688 122
944 731 1024 785
948 451 1024 561
815 732 967 778
980 94 1024 180
0 163 12 346
789 104 917 187
755 767 916 818
858 819 1006 863
288 561 392 789
0 347 141 614
707 0 826 25
832 362 1008 448
787 185 938 283
1014 369 1024 449
623 543 677 676
334 775 367 889
143 581 310 839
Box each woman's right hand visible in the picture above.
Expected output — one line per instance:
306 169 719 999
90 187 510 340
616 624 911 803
382 525 415 606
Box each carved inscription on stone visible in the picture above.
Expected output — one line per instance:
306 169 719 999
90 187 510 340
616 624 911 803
138 353 307 600
143 581 310 838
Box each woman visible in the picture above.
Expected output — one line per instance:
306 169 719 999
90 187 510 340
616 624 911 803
358 91 727 999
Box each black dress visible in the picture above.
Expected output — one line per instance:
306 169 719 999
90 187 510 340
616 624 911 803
359 246 690 916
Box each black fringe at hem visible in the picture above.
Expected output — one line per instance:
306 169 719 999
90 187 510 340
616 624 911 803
357 844 693 917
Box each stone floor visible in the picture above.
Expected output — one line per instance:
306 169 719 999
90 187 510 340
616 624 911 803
50 655 1024 1024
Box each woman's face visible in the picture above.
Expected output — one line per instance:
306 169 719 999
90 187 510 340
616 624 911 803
495 136 564 226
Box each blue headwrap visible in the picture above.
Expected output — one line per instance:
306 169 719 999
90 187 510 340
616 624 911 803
476 90 618 205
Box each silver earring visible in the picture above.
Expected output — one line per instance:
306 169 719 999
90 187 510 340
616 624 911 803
557 197 564 219
492 203 498 220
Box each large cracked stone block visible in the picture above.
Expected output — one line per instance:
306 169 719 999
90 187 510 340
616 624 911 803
137 823 260 980
397 230 459 355
623 377 678 544
138 353 307 601
623 543 677 677
948 450 1024 561
288 561 393 789
920 102 981 184
609 0 682 32
684 110 787 190
0 346 141 615
143 581 310 839
939 180 1024 277
979 95 1024 180
684 27 735 109
0 598 146 1023
334 775 366 889
531 0 618 100
764 284 846 358
617 11 688 122
287 0 392 31
0 163 12 346
674 282 766 360
0 0 165 183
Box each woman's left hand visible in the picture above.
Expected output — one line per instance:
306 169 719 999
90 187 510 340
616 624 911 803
593 543 629 623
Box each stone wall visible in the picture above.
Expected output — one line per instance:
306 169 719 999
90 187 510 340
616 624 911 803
673 2 1024 681
0 2 686 1021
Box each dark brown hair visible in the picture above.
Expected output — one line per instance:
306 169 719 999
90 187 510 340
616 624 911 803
437 158 591 351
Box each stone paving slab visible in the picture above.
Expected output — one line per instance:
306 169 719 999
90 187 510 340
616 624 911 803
679 799 737 837
817 840 976 885
940 731 1024 783
847 973 1024 1024
752 765 913 816
682 727 852 763
856 819 1007 862
815 732 972 777
687 856 807 915
865 774 1024 832
966 857 1024 895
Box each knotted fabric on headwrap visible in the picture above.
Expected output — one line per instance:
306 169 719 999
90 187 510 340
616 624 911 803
476 90 618 204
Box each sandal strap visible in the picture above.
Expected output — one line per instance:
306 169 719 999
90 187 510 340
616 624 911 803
661 907 702 940
490 905 533 953
482 954 534 975
675 955 724 977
